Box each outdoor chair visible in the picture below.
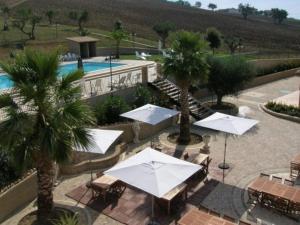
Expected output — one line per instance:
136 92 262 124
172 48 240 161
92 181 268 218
247 188 261 203
135 51 146 60
283 178 294 186
238 221 252 225
260 173 271 180
288 202 300 214
198 205 210 213
223 214 237 223
126 72 133 86
271 175 283 184
272 197 289 212
209 209 220 217
94 78 103 94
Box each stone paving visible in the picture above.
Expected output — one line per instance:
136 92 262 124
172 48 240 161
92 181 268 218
3 76 300 225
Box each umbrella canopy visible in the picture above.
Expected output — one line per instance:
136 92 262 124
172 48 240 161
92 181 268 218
77 129 123 154
104 147 201 198
194 112 258 135
120 104 179 125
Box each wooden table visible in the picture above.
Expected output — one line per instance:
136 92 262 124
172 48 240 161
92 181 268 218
178 209 236 225
291 154 300 179
91 174 119 201
248 177 300 213
160 183 187 215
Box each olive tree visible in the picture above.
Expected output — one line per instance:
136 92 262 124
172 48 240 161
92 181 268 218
205 27 222 54
153 21 175 49
207 56 255 106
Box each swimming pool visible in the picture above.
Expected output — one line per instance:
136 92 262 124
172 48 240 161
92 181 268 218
0 62 124 90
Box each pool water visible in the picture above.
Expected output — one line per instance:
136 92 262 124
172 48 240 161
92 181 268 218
0 62 124 90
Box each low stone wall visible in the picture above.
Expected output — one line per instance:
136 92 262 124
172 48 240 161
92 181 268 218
193 69 300 99
249 58 300 70
0 172 37 223
59 143 127 175
102 117 174 143
260 104 300 123
246 68 300 89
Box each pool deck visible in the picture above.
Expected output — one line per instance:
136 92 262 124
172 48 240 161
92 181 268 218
71 58 156 79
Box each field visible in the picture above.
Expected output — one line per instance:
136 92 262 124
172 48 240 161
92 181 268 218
0 0 299 59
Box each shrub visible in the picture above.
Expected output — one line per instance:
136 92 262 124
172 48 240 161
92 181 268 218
95 95 130 125
134 84 152 107
266 102 300 118
256 62 300 77
0 150 18 189
54 212 79 225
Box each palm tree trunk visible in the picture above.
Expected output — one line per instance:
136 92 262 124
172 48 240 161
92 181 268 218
179 84 190 143
36 154 54 222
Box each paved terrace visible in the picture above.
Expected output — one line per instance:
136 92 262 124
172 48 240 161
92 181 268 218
3 76 300 225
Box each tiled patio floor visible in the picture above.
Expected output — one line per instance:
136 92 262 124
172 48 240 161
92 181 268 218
66 178 219 225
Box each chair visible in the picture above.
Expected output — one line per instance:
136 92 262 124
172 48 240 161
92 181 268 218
239 220 251 225
260 173 271 180
283 178 294 186
135 51 146 60
94 78 103 94
223 214 237 223
141 52 151 57
126 72 133 86
247 187 261 203
209 209 220 217
198 205 210 213
271 175 283 184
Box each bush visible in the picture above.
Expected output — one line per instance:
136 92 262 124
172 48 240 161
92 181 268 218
94 95 130 125
266 102 300 118
134 84 152 107
54 212 79 225
256 62 300 77
0 150 18 189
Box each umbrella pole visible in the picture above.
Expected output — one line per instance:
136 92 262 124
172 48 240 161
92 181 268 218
218 133 230 173
152 195 155 218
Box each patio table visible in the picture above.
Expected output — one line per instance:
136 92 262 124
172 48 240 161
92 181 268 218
178 209 237 225
91 174 121 201
290 154 300 179
160 182 187 215
248 176 300 213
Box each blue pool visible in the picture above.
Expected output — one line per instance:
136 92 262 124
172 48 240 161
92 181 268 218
0 62 124 90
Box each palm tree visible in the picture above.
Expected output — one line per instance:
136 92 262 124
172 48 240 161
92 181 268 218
0 50 95 222
111 20 127 59
164 31 209 143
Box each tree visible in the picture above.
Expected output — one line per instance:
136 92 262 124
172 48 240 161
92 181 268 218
208 3 217 11
195 1 202 8
238 3 255 20
207 56 254 106
13 9 41 40
0 49 95 222
1 4 10 31
69 10 89 35
45 10 55 25
111 20 127 59
205 27 222 54
163 31 209 143
225 36 242 55
175 0 191 7
153 21 175 49
271 8 288 24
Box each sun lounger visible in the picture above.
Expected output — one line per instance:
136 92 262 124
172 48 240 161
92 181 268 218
135 51 146 60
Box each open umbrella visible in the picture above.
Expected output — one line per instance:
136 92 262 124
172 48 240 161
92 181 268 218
194 112 258 176
76 129 123 181
120 104 179 144
120 104 179 125
105 147 201 218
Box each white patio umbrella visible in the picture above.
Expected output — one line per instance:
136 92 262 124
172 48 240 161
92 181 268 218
120 104 179 144
77 129 123 154
105 147 201 217
120 104 179 125
194 112 258 172
76 129 123 181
